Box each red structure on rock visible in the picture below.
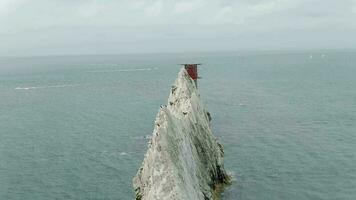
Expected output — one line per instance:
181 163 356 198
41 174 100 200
182 64 201 87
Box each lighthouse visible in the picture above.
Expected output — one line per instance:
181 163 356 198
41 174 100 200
182 64 201 87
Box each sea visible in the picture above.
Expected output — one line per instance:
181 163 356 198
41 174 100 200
0 50 355 200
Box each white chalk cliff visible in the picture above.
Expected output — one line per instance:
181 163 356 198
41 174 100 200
133 68 229 200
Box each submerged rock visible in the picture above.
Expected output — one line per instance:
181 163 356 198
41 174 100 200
133 68 229 200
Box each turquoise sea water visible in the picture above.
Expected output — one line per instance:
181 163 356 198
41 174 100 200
1 51 355 199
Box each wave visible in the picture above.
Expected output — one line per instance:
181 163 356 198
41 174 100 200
87 67 158 73
14 84 79 90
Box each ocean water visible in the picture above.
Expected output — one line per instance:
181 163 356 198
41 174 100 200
0 51 355 200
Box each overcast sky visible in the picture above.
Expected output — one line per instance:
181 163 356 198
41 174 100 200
1 0 356 56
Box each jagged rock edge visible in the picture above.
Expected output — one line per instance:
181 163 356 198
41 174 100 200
133 68 230 200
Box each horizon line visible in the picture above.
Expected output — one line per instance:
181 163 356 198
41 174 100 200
1 48 356 59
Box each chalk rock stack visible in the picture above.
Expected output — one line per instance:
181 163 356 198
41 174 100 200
133 68 229 200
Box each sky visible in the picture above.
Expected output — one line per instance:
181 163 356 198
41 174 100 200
1 0 356 56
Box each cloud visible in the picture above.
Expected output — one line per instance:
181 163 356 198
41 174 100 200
0 0 28 17
249 0 297 14
77 0 103 18
0 0 302 29
173 0 203 14
144 0 163 17
353 0 356 13
0 0 356 56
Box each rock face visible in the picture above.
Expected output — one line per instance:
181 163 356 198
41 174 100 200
133 68 229 200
